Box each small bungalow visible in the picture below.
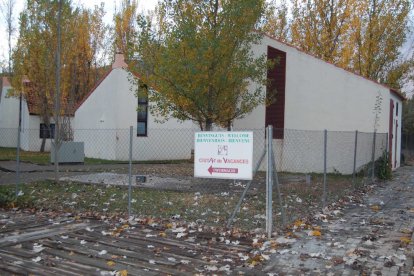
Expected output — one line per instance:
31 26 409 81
73 54 197 161
0 77 59 151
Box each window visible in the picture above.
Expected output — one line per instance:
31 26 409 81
137 81 148 136
39 123 55 139
265 46 286 139
396 103 399 116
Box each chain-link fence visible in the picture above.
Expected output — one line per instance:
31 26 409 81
402 132 414 161
0 127 388 233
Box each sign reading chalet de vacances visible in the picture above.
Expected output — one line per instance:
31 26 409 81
194 132 253 180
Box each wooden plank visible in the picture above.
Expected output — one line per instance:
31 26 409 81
69 231 201 259
69 233 211 266
0 222 97 247
42 238 180 266
43 247 168 276
42 238 196 276
0 251 76 276
126 231 247 257
0 247 36 259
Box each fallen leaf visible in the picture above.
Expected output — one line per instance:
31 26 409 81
401 228 412 234
32 256 42 263
400 237 411 245
309 230 322 237
177 233 187 238
33 243 44 253
117 270 128 276
106 260 115 267
204 265 218 271
294 220 303 228
99 250 108 255
370 205 381 212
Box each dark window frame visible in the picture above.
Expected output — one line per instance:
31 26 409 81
137 82 149 137
39 123 55 139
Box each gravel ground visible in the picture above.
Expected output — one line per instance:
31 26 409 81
260 164 414 275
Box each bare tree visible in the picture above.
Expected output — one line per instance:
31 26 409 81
0 0 16 73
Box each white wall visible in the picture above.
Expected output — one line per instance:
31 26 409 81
0 84 20 147
234 35 400 173
74 68 197 160
390 94 402 169
236 35 393 133
20 115 54 152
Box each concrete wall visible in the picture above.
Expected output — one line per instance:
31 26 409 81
234 35 401 173
74 68 197 160
20 115 54 152
0 84 19 147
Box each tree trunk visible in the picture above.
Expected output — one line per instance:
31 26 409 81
40 137 46 152
205 118 213 131
227 120 232 131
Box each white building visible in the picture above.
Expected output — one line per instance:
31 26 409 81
0 77 55 151
1 34 404 173
73 54 197 161
233 35 403 172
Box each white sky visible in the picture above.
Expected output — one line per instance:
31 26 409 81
0 0 159 66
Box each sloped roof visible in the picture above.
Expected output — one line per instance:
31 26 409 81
263 33 406 101
74 68 147 112
1 76 11 87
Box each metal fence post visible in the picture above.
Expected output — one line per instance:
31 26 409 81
371 131 377 182
128 126 133 218
266 125 273 238
15 94 23 196
271 146 286 227
352 130 358 187
322 129 327 208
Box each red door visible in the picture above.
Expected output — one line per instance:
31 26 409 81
389 100 394 168
395 120 398 168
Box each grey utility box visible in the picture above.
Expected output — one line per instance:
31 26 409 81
51 142 84 164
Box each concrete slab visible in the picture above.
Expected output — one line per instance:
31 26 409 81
0 161 54 172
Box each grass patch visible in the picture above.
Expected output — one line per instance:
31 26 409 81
0 147 191 165
0 147 50 164
0 180 268 230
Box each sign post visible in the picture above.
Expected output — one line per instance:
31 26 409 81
194 132 253 180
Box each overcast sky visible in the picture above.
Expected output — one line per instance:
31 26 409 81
0 0 158 66
1 0 413 95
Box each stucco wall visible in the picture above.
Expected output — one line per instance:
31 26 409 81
0 85 19 147
234 35 402 173
74 68 197 160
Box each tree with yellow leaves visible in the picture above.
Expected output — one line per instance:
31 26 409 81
12 0 110 151
265 0 412 90
261 0 289 43
350 0 411 83
114 0 139 61
133 0 269 131
290 0 355 66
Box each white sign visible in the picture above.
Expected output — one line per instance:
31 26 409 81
194 131 253 180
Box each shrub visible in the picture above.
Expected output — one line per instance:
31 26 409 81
375 151 392 180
